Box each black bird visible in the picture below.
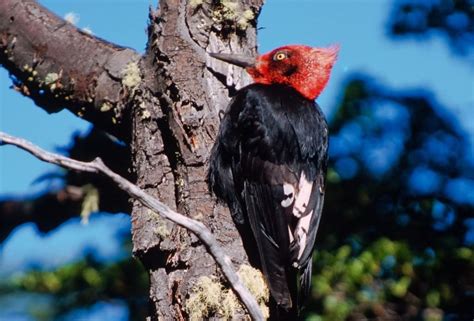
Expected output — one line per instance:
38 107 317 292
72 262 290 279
208 45 338 314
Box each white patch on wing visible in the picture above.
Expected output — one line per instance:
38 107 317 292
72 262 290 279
293 172 313 218
281 183 295 208
288 226 294 243
295 210 313 261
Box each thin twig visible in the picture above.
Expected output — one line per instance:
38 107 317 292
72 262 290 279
0 131 264 321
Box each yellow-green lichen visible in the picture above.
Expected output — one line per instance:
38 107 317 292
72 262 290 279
186 276 223 321
220 289 240 319
185 265 269 320
213 0 238 22
221 0 239 14
100 101 113 112
151 211 171 239
238 265 270 319
80 184 99 225
45 72 59 85
237 9 255 30
189 0 203 8
138 101 151 120
121 62 141 90
175 178 185 188
141 109 151 119
212 0 255 31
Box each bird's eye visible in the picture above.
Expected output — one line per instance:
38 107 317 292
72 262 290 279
273 52 288 61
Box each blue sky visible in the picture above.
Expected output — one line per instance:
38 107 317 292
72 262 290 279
0 1 473 320
0 213 130 276
1 1 472 195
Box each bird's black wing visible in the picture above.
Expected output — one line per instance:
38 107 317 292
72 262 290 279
208 84 328 311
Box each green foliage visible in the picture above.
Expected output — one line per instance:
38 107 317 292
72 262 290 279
0 255 148 320
304 75 474 320
307 237 473 320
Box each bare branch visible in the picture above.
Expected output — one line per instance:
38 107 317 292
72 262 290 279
0 0 141 140
0 131 264 321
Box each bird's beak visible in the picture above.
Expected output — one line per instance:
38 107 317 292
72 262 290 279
209 52 256 68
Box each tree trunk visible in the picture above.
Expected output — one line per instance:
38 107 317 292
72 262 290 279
132 1 263 319
1 0 264 319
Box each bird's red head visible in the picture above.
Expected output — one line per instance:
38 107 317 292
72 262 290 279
248 45 339 100
210 44 339 100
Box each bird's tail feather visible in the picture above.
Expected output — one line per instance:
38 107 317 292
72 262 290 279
298 258 313 311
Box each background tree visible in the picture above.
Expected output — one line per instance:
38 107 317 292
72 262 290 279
1 1 473 321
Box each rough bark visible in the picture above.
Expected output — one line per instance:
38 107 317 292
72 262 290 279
1 0 265 319
132 1 263 319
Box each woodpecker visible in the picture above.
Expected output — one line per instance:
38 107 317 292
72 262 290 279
208 45 338 315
